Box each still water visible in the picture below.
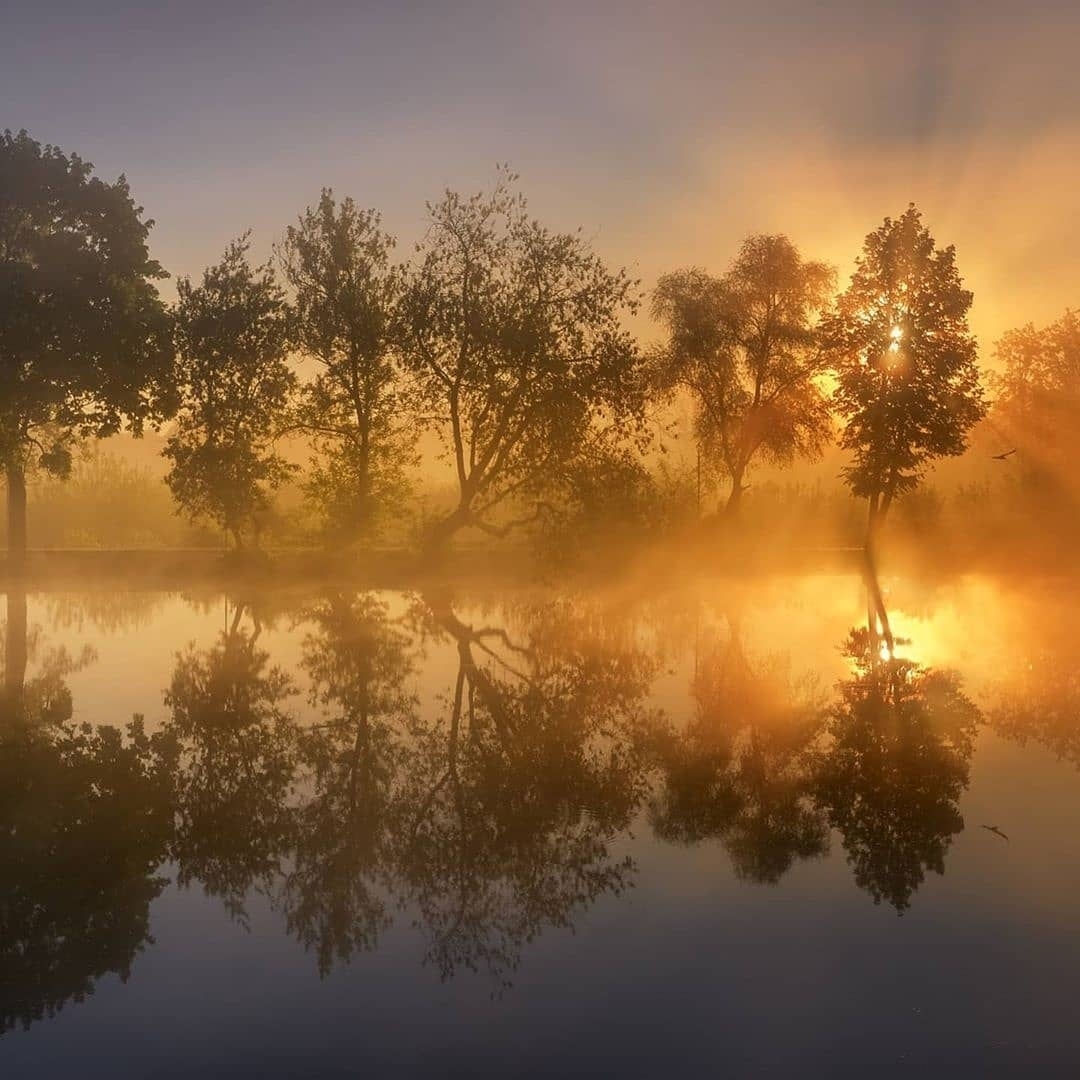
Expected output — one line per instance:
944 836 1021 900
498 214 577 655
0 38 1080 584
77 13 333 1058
1 571 1079 1076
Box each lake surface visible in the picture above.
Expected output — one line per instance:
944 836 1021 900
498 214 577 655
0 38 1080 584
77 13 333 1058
2 570 1080 1076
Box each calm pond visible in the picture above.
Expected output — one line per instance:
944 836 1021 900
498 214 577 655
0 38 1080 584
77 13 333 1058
2 571 1079 1076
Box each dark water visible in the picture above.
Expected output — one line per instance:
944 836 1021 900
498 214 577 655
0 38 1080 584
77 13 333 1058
2 572 1079 1077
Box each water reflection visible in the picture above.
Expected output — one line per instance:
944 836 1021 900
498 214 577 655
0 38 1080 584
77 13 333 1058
2 573 1079 1034
816 625 980 912
650 610 829 882
165 600 299 924
0 589 174 1032
286 592 413 973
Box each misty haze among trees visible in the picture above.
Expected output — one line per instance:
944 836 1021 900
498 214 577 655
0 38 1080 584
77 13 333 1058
2 128 1076 569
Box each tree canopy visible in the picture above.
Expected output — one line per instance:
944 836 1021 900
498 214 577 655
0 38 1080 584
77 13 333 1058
164 237 295 549
652 235 835 513
991 307 1080 503
278 191 412 542
825 206 985 539
0 130 172 560
400 173 646 552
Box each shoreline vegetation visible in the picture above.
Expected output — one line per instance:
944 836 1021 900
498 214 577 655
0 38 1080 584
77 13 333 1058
2 131 1079 579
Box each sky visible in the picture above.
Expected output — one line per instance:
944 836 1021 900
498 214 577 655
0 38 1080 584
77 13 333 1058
3 0 1080 354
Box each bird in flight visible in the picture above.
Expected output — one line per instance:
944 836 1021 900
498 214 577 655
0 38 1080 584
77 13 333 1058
992 449 1017 461
981 824 1009 841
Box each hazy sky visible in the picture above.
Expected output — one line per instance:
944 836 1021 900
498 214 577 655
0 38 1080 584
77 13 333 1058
4 0 1079 351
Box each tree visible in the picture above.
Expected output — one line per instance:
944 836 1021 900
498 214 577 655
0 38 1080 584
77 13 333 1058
0 130 172 567
651 235 835 515
825 206 985 544
164 237 295 549
991 308 1080 503
278 191 413 543
400 173 645 555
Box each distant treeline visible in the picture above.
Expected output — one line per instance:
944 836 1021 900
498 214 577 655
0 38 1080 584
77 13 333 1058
1 129 1076 563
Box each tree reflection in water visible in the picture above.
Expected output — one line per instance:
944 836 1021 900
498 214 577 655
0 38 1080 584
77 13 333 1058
285 592 414 974
816 625 980 913
165 599 299 925
0 578 1007 1033
650 610 830 883
0 587 175 1033
400 592 656 987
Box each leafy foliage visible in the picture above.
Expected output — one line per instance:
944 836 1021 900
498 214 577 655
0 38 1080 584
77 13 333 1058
400 172 645 550
652 235 835 511
0 129 172 552
279 192 413 542
0 715 176 1033
991 307 1080 501
164 238 296 547
825 206 985 519
815 626 979 912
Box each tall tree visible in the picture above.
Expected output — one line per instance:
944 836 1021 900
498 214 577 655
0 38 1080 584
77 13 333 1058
278 191 412 542
652 235 835 514
0 130 172 567
164 237 295 549
400 174 645 554
825 206 985 544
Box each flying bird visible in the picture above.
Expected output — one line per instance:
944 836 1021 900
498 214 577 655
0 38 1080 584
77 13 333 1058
992 449 1017 461
981 824 1009 841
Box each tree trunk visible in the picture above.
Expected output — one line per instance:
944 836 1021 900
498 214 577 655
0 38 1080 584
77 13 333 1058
723 465 746 516
422 504 471 562
6 461 27 574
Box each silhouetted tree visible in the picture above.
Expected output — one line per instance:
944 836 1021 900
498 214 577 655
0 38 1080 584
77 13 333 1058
987 595 1080 768
991 308 1080 506
0 130 173 567
652 236 835 514
164 238 295 549
278 192 413 542
816 625 979 912
400 173 645 555
825 206 985 544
